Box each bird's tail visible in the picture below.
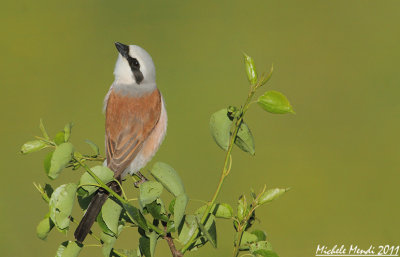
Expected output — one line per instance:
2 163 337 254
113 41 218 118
74 181 121 243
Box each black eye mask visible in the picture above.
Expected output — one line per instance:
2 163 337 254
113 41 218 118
115 42 144 84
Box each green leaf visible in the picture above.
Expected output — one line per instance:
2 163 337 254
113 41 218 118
145 200 168 222
237 195 247 222
250 188 257 200
85 139 100 156
98 198 123 236
151 162 185 197
149 231 158 257
49 183 77 231
174 193 188 228
244 53 258 84
251 230 267 241
55 241 68 257
235 122 255 155
48 142 74 180
56 241 82 257
77 166 114 197
39 119 50 140
112 249 139 257
195 203 233 219
44 152 53 175
239 231 259 250
250 241 273 253
209 108 232 151
166 220 175 233
139 181 163 207
54 131 66 145
252 249 279 257
20 140 47 154
257 90 294 114
102 223 124 257
258 188 289 205
139 236 151 257
178 215 197 245
168 198 176 214
64 122 73 142
122 202 148 231
196 215 217 248
36 215 54 240
101 231 116 257
77 194 93 210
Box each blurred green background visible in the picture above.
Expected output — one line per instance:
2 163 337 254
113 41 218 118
1 0 399 256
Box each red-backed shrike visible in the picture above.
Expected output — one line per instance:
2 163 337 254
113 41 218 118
75 42 167 243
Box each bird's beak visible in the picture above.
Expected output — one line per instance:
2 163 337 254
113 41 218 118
115 42 129 58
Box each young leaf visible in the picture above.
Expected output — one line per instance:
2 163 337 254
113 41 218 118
174 193 188 228
239 231 259 250
98 198 123 236
260 65 274 86
257 91 294 114
55 241 82 257
139 181 163 207
209 108 232 151
244 53 258 85
64 122 73 142
49 183 77 231
48 142 74 180
84 139 100 156
151 162 185 197
258 188 289 205
237 195 248 222
39 119 50 140
20 140 47 154
54 131 66 145
36 215 54 240
77 166 114 197
122 202 148 231
235 122 255 155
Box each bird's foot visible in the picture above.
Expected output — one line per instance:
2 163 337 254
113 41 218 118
134 171 148 188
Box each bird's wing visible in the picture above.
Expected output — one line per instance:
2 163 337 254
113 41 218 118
105 89 161 179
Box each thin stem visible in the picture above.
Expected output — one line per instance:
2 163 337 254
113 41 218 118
181 83 260 253
233 229 244 257
113 178 128 200
163 222 183 257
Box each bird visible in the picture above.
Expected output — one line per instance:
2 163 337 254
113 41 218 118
74 42 167 243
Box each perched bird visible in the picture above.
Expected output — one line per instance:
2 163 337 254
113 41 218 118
74 42 167 243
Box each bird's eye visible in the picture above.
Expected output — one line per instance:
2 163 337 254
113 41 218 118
133 59 139 66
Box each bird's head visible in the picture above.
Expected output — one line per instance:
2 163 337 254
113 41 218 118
113 42 156 87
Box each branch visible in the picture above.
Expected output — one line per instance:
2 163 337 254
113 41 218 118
163 223 183 257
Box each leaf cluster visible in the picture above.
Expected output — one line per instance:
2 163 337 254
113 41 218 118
22 53 294 257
